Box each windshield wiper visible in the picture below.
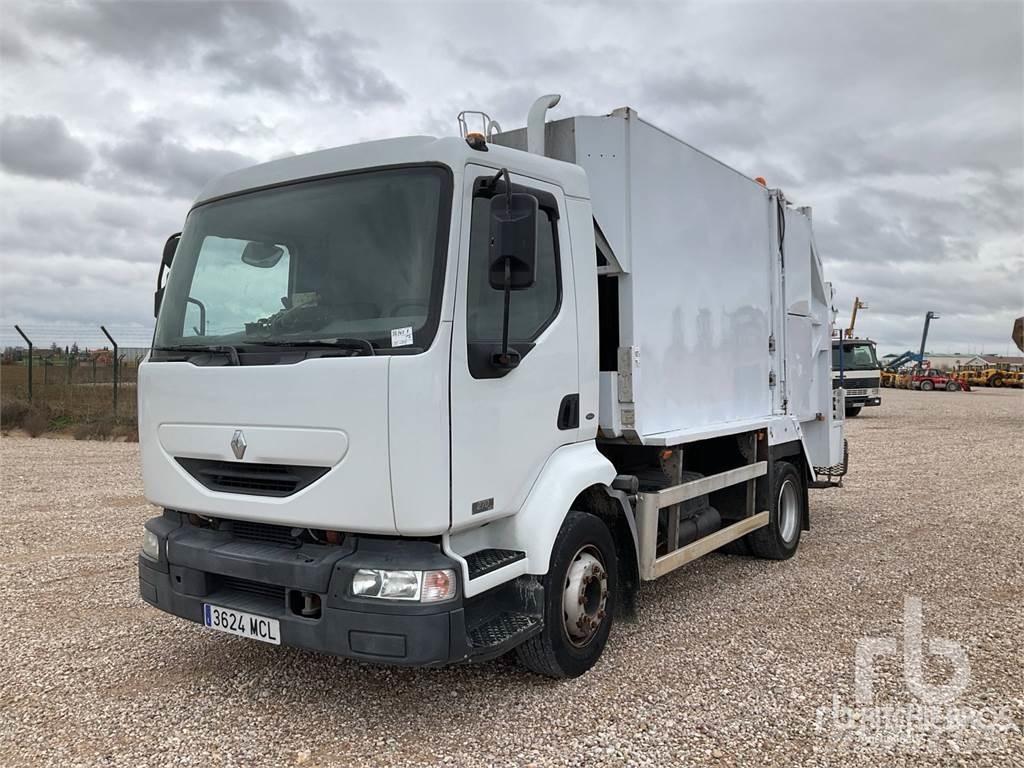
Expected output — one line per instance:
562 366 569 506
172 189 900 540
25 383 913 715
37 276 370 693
249 338 377 356
153 344 240 366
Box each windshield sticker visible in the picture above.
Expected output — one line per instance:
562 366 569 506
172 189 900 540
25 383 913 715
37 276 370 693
391 326 414 348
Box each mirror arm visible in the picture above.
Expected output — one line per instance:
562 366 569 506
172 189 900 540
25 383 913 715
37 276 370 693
186 297 207 336
487 167 514 210
500 260 511 356
491 258 521 370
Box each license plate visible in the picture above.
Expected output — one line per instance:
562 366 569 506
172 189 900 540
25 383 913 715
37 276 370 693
203 604 281 645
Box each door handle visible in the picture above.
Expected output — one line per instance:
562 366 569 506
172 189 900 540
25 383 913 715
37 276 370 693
557 394 579 430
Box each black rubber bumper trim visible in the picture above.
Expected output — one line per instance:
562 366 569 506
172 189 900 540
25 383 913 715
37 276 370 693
139 557 467 666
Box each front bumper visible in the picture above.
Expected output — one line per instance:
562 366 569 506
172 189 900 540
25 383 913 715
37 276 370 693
846 396 881 407
138 511 471 666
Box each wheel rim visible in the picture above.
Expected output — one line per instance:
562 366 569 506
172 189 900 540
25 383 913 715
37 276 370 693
777 479 800 545
562 545 608 647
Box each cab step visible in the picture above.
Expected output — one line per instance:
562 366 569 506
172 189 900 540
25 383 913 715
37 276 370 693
465 548 526 580
467 612 541 659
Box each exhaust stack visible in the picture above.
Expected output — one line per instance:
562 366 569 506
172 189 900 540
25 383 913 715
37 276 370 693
527 94 561 156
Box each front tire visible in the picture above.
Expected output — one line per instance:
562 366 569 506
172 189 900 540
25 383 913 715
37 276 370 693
945 381 959 392
516 512 617 678
920 380 934 391
746 461 804 560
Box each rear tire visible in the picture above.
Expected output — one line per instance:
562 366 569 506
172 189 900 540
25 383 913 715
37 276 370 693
746 461 804 560
845 405 862 417
516 512 617 678
990 376 1003 388
920 380 934 391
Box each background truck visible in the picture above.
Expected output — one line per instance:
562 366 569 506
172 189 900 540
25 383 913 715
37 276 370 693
832 338 881 416
138 95 847 678
831 297 880 416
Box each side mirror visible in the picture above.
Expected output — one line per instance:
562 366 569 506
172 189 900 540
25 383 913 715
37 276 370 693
162 233 180 270
155 232 181 319
242 241 285 268
488 193 538 291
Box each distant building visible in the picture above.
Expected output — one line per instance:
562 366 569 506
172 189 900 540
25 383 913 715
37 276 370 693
922 353 988 371
980 355 1024 369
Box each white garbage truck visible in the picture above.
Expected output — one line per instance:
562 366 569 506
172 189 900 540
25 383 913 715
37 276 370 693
138 95 847 677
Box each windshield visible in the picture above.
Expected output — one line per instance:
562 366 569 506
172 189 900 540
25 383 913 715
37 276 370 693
154 165 452 353
832 341 879 371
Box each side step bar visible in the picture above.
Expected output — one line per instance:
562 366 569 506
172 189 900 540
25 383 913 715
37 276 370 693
635 461 769 580
467 612 541 661
466 549 526 580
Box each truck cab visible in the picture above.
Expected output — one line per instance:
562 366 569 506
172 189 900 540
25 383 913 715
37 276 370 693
138 99 846 677
831 338 881 416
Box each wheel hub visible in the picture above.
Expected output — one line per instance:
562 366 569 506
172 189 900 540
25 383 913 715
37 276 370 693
778 478 800 545
562 547 608 647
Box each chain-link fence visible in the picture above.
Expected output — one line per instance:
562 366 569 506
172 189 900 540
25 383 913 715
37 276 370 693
1 324 151 436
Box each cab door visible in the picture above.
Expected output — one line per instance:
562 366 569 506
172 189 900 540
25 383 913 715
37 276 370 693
449 166 579 531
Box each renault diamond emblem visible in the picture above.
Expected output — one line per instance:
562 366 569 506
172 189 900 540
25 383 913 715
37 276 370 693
230 430 247 460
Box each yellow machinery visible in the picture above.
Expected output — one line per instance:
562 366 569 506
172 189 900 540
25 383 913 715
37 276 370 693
844 297 867 339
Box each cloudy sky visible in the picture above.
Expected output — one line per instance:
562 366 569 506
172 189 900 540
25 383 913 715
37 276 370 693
1 0 1021 354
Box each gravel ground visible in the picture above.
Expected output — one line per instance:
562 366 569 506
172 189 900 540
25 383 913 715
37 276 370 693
1 388 1022 767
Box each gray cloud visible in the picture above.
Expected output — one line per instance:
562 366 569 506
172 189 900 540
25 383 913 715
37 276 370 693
313 32 404 106
34 0 304 68
0 114 94 180
28 1 403 106
0 0 1019 355
99 119 258 199
643 70 762 112
0 27 30 62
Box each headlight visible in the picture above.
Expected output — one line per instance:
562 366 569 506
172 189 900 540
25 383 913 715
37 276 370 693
351 568 456 602
141 529 160 560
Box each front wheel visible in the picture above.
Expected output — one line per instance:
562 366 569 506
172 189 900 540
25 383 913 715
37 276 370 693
945 381 959 392
920 380 934 391
516 512 618 678
990 376 1003 388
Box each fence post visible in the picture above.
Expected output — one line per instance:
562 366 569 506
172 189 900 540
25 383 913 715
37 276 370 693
13 325 32 402
100 326 118 418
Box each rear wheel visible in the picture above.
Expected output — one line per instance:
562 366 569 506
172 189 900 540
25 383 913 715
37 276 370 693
746 461 804 560
920 380 934 391
516 512 617 678
845 405 862 417
990 375 1003 388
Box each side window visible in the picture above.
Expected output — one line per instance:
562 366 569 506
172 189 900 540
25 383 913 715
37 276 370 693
184 236 291 337
466 192 560 344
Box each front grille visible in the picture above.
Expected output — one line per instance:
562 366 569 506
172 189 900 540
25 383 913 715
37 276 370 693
230 519 300 546
218 575 286 602
176 458 329 497
845 388 868 397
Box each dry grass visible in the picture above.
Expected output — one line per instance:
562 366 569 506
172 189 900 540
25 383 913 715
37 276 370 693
1 363 137 435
